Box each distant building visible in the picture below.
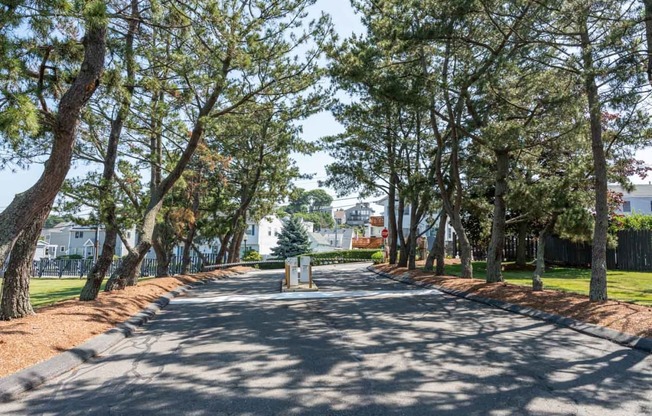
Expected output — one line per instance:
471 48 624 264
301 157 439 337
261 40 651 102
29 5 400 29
333 209 346 225
375 196 455 250
344 202 374 226
610 184 652 215
40 222 137 259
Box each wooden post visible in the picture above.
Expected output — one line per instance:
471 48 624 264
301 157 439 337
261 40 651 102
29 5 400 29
309 263 313 288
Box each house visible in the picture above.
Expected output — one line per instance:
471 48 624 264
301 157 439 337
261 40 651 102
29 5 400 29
364 216 385 238
311 227 354 250
375 196 455 251
610 184 652 215
40 222 137 259
344 202 374 226
33 239 58 260
333 209 346 225
241 215 286 256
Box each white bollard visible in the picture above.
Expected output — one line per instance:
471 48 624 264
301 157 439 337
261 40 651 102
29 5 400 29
287 257 299 286
300 256 311 283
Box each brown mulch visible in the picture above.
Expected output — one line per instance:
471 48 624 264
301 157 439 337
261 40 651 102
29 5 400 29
375 264 652 340
0 267 251 378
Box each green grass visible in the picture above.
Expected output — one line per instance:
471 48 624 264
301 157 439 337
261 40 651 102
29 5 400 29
27 278 101 308
442 261 652 306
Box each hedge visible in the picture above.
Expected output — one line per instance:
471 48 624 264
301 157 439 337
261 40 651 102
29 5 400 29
307 250 381 260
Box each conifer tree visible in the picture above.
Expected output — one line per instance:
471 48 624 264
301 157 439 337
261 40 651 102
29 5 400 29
271 217 311 258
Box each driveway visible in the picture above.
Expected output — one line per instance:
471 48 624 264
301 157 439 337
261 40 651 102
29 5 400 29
1 263 651 415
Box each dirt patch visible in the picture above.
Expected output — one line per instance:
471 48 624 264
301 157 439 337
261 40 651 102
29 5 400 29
0 267 251 378
375 264 652 340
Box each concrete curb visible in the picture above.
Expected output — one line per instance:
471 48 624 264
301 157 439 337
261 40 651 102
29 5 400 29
368 266 652 354
0 271 242 402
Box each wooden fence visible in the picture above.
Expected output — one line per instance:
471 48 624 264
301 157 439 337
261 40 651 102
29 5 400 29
466 230 652 272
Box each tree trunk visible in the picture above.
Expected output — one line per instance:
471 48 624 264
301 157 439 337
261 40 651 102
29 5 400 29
515 220 528 268
105 199 161 290
397 197 409 268
0 22 106 268
407 201 419 270
581 19 608 302
387 175 399 264
434 211 447 275
0 204 50 320
181 188 201 274
644 0 652 84
79 228 117 301
181 231 196 274
152 232 170 277
424 230 437 271
532 217 556 292
486 150 509 283
79 1 138 301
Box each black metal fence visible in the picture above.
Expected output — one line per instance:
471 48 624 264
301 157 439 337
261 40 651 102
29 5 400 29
2 255 221 278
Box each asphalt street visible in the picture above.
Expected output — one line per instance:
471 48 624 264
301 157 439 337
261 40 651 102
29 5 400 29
2 263 651 415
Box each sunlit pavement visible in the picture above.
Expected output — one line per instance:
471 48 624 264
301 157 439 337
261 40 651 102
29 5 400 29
1 263 651 415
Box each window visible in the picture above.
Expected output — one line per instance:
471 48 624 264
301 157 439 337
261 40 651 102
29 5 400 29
623 201 631 212
268 229 272 236
126 231 131 238
60 246 65 252
246 224 255 236
74 231 83 239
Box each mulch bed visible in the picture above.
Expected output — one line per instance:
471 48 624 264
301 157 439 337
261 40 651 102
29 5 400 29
0 267 251 378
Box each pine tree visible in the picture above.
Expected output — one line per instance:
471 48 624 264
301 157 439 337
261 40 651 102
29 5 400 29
271 217 312 258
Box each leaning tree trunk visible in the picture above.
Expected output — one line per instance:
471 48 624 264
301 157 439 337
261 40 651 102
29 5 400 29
105 200 161 290
486 150 509 283
581 19 608 302
80 0 137 301
0 22 106 268
0 204 51 320
515 220 528 268
79 227 117 301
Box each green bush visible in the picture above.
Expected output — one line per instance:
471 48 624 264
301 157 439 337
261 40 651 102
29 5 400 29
371 251 385 264
243 249 263 262
257 260 285 270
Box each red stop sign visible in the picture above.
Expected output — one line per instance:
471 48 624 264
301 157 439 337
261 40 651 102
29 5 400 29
381 228 389 238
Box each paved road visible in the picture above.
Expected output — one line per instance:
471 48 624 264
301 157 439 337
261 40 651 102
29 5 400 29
2 263 652 415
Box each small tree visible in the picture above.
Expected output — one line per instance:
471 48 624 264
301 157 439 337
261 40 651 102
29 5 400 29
271 217 312 258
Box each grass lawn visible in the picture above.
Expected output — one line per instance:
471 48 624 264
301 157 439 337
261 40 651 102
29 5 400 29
442 261 652 306
27 278 100 308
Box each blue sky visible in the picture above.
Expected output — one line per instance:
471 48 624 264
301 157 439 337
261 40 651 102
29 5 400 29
0 0 651 213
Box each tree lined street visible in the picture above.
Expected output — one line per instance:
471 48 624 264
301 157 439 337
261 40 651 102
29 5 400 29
2 264 650 415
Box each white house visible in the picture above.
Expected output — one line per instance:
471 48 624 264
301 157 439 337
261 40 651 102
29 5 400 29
610 184 652 215
240 215 285 256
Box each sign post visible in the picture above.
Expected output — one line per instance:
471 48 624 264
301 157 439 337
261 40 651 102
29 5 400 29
381 228 389 263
